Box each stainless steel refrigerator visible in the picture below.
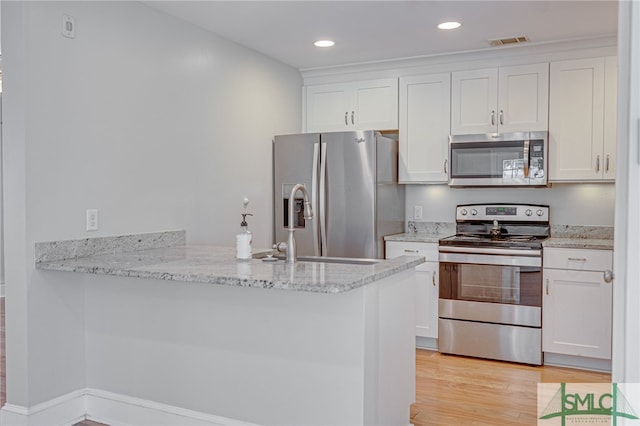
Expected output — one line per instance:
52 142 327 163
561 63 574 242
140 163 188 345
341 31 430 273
273 130 405 259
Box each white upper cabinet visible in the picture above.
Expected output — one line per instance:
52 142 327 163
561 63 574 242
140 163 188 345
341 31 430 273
603 56 617 180
305 78 398 132
398 73 451 183
451 63 549 135
548 56 617 182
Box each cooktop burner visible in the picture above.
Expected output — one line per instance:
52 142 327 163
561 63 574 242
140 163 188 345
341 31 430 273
439 203 550 251
439 234 547 250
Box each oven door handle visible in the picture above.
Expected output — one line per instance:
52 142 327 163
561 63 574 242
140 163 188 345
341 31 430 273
439 251 541 267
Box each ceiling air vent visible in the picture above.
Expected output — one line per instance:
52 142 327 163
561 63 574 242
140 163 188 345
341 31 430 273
489 36 530 47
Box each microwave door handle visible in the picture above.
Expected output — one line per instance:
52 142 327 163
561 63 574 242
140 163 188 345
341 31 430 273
523 139 530 178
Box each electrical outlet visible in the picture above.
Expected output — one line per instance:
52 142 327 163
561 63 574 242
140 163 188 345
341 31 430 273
86 209 98 231
62 14 76 38
413 205 423 220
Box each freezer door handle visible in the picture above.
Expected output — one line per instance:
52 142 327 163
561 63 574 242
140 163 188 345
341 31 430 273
319 142 328 254
311 142 321 256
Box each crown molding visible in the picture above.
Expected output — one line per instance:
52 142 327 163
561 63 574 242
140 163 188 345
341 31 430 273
301 35 617 85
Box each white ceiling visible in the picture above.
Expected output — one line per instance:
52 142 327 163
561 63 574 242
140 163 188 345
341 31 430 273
144 0 618 70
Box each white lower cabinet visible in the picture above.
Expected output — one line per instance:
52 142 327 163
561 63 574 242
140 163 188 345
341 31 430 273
542 248 613 360
386 241 439 342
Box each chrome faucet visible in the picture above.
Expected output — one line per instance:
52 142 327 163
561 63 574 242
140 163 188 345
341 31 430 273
275 184 314 263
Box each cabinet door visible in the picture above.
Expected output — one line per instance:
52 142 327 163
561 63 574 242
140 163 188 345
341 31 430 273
385 241 439 262
543 268 612 359
415 261 439 339
352 78 399 130
385 242 439 339
549 58 606 181
398 73 450 183
498 63 549 133
603 55 617 180
451 68 498 135
305 83 351 132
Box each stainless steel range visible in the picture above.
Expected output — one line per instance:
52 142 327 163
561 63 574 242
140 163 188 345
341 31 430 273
438 203 550 365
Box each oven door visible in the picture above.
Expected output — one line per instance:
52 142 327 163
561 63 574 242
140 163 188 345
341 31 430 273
438 251 542 327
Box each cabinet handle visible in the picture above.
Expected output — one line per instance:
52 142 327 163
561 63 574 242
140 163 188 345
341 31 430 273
499 109 504 125
432 271 436 286
546 279 549 295
443 159 448 174
344 112 348 126
604 270 614 283
606 155 610 173
595 155 601 173
568 257 587 262
404 249 419 253
491 110 496 126
351 111 355 125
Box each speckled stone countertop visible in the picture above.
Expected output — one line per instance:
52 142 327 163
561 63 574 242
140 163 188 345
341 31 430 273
35 231 425 294
543 225 614 250
384 222 455 244
384 223 614 250
543 238 613 250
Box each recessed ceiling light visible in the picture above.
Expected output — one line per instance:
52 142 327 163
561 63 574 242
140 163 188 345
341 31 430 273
314 40 335 48
438 21 461 30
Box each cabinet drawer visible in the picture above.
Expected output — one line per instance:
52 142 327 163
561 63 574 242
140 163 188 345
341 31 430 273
386 241 438 262
544 247 612 271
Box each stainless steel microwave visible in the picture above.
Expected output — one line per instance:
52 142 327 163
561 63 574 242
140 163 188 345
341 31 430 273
448 131 548 187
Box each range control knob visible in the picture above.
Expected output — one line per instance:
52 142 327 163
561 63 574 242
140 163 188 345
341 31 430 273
470 209 478 216
460 209 468 216
525 209 533 216
536 209 544 217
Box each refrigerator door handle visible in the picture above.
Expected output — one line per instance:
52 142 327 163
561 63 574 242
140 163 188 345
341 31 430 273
311 142 321 256
319 142 328 255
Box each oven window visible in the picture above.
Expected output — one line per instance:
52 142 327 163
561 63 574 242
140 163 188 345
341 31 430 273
440 263 541 307
450 141 525 179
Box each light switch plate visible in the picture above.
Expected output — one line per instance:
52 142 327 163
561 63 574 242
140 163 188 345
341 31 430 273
413 205 423 220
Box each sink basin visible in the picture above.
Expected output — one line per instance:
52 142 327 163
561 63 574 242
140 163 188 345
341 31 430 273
272 255 380 265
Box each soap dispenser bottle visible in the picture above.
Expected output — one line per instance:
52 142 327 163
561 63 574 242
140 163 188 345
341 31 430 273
236 213 253 260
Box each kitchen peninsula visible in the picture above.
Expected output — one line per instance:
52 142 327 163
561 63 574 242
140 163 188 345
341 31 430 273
33 231 423 426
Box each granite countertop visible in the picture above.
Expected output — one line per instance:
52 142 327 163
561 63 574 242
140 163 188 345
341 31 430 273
384 232 451 243
384 221 456 244
385 223 614 250
35 231 424 294
543 225 614 250
543 238 614 250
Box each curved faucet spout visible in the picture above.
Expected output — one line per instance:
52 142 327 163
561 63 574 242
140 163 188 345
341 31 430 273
286 184 314 263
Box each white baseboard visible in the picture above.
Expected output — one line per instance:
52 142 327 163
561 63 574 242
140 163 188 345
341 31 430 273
0 389 85 426
415 336 438 351
544 352 612 372
0 389 259 426
85 389 259 426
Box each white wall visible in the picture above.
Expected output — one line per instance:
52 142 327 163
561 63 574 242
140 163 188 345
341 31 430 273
406 183 616 226
1 0 300 409
612 0 640 383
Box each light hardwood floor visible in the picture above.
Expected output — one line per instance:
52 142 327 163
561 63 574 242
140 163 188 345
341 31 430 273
412 349 610 425
0 298 611 425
